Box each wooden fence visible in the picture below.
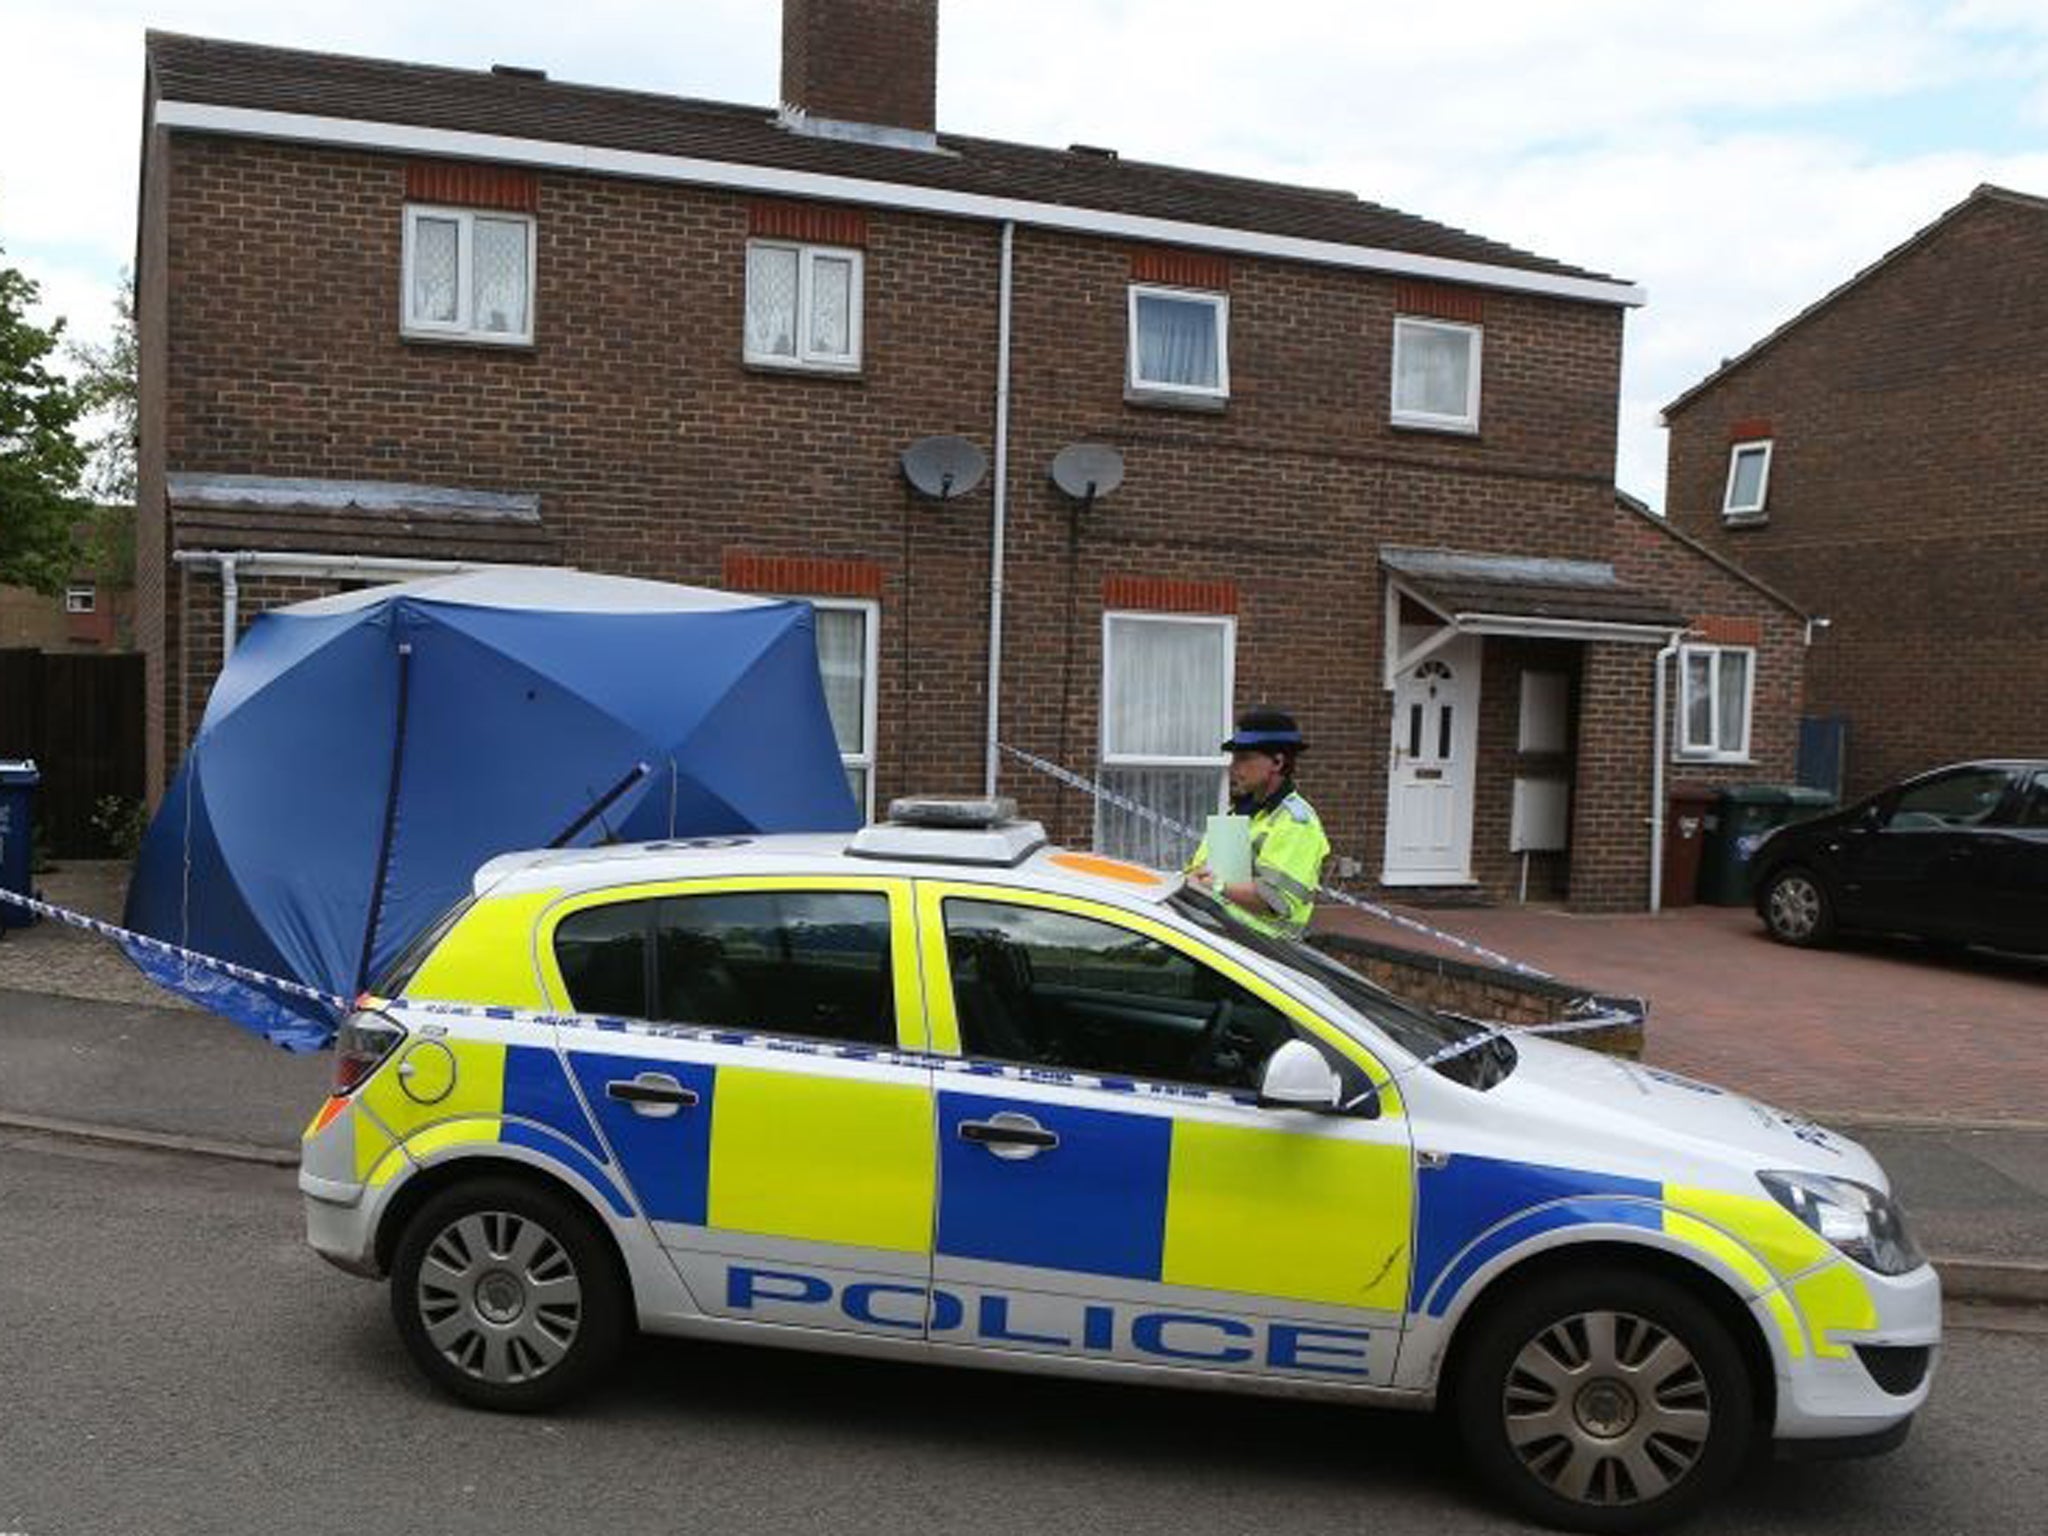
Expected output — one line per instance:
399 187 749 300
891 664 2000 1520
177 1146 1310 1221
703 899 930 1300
0 648 146 858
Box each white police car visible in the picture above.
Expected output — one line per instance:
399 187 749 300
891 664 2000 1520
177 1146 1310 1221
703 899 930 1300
300 799 1938 1532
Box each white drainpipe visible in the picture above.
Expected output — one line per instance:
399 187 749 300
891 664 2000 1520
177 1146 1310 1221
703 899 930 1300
984 219 1015 797
1648 629 1685 912
218 554 239 669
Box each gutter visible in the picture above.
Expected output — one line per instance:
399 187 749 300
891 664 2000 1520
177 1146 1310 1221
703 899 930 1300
151 101 1646 310
172 549 513 662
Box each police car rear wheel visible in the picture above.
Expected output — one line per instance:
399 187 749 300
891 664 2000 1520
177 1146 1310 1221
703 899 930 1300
391 1177 626 1411
1454 1271 1754 1534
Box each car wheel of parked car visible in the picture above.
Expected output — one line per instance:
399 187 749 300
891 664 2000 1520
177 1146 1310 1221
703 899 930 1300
1454 1270 1755 1535
1761 867 1835 947
390 1176 627 1412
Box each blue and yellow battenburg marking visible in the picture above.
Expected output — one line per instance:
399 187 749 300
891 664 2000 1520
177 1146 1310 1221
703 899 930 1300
306 1037 634 1216
1409 1153 1877 1359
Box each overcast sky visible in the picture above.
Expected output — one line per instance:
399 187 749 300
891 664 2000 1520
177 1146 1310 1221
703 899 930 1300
7 0 2048 508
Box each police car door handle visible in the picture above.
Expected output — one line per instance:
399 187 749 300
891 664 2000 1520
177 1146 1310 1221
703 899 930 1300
957 1113 1059 1159
606 1073 700 1118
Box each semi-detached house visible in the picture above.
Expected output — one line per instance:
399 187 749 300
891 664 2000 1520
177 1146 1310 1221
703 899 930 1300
135 0 1807 912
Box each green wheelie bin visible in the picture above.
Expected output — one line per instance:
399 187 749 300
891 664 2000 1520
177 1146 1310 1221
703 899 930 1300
1699 784 1837 904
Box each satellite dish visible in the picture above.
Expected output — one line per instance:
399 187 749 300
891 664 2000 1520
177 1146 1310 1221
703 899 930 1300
900 436 988 501
1050 443 1125 505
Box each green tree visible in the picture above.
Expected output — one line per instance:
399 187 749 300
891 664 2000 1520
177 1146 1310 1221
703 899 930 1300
0 244 89 595
69 269 136 506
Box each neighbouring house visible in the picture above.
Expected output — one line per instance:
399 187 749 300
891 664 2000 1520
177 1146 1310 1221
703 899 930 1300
0 510 137 653
134 0 1807 910
1663 184 2048 800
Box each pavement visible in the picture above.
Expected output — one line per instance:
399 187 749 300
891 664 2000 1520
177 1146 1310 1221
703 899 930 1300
2 860 2044 1305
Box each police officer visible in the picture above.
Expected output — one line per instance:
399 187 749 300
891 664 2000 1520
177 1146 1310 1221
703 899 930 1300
1188 707 1330 939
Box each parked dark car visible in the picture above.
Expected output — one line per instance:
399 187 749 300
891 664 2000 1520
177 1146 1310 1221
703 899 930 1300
1752 760 2048 953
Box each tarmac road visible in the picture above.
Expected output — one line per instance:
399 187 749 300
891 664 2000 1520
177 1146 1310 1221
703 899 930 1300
2 1134 2045 1536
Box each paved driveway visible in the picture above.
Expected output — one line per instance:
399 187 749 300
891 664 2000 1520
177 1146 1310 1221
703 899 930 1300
1317 900 2048 1125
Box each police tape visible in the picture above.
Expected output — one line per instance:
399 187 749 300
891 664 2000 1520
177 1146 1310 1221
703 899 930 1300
0 818 1638 1073
995 742 1645 1066
0 884 354 1014
998 742 1553 977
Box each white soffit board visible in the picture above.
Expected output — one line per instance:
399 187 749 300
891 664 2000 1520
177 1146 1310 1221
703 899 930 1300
153 101 1646 309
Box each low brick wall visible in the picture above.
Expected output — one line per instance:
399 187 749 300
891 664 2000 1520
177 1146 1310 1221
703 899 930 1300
1310 930 1645 1059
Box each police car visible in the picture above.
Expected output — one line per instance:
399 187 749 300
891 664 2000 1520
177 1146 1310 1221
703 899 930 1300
301 798 1938 1533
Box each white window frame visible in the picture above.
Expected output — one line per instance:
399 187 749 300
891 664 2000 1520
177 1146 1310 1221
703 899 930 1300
1096 610 1237 851
1674 644 1755 763
1126 284 1230 401
1722 439 1774 518
789 595 879 821
1390 315 1483 433
745 241 865 372
64 583 97 615
401 204 537 345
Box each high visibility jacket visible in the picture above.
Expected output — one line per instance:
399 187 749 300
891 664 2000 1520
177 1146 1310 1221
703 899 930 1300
1189 786 1330 939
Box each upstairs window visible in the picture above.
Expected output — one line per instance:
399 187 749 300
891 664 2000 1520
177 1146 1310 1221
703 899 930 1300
746 241 863 371
1127 285 1229 402
403 206 534 344
1391 317 1482 432
1723 440 1773 518
1676 645 1753 762
65 583 97 614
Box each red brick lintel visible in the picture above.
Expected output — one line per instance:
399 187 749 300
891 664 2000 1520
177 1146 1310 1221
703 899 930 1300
1396 281 1485 324
749 200 869 247
1128 247 1232 291
724 550 885 600
1103 575 1239 614
1728 416 1774 442
405 161 539 213
1690 614 1763 646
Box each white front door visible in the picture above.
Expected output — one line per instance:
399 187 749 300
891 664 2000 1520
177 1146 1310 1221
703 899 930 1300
1382 632 1480 885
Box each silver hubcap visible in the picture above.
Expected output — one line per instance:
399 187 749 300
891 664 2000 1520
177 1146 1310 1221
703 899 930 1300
1768 876 1821 939
417 1210 584 1385
1503 1310 1713 1507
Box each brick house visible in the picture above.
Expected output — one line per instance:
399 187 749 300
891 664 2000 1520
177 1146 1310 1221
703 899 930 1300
1663 184 2048 799
135 0 1805 911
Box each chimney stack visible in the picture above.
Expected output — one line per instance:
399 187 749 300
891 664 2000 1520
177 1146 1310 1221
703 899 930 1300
781 0 938 141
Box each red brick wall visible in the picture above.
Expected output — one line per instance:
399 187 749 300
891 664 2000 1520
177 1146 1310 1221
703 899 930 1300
781 0 937 133
1664 193 2048 797
151 132 1662 900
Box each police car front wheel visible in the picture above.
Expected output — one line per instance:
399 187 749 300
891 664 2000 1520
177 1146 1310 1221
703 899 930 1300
390 1177 628 1411
1453 1270 1754 1534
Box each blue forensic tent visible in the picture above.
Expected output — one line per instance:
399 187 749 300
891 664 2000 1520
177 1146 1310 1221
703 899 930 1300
125 568 860 1048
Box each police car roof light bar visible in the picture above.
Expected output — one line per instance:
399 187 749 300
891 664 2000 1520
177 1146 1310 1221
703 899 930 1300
887 796 1017 828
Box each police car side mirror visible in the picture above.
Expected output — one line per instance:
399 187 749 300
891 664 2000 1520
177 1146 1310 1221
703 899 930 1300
1258 1039 1343 1112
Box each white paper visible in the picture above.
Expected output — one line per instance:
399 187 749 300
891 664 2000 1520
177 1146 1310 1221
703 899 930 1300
1204 813 1252 886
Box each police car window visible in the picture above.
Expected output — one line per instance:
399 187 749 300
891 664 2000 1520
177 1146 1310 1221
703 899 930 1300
655 891 895 1047
941 898 1294 1091
555 900 651 1018
1167 887 1509 1087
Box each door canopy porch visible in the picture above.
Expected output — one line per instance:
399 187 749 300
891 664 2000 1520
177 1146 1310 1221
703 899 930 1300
1380 546 1686 685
